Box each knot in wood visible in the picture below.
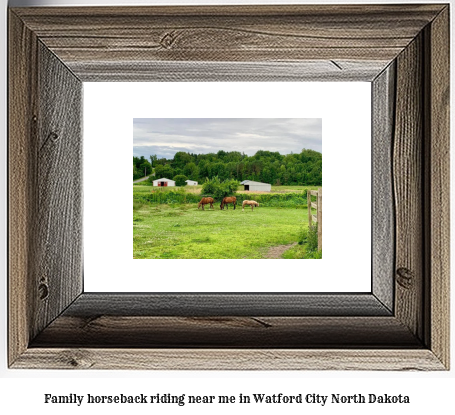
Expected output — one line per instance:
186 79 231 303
160 32 179 49
60 350 94 369
48 131 59 142
396 267 414 289
38 282 49 300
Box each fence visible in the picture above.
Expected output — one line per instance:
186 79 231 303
307 188 322 251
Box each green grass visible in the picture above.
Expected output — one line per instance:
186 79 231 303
133 184 322 259
282 223 322 259
269 185 320 193
133 185 315 208
133 183 320 194
133 203 308 259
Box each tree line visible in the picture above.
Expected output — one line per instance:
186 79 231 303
133 149 322 186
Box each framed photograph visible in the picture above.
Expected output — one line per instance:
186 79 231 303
84 82 370 293
8 4 449 370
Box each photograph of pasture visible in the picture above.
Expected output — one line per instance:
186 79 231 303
133 118 322 259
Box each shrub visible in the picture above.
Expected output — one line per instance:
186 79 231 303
294 222 321 259
306 223 319 252
135 188 201 205
201 176 239 200
201 176 221 195
173 174 188 186
234 191 307 208
298 227 308 245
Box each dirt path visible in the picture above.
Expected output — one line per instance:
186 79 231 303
133 175 151 183
265 242 297 259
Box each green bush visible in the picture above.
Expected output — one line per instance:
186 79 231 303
306 223 319 252
133 187 309 208
136 188 201 205
173 174 188 186
134 182 313 209
287 222 321 259
298 227 308 245
235 191 307 208
201 176 239 200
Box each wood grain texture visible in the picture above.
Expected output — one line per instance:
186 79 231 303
8 4 450 370
45 293 392 317
8 14 83 366
32 43 83 339
372 63 395 312
11 5 444 81
425 6 450 369
393 34 424 340
31 316 420 348
69 61 389 83
13 349 445 371
8 11 38 366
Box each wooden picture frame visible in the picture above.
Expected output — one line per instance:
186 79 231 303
8 4 449 370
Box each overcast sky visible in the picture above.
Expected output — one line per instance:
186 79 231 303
133 118 322 160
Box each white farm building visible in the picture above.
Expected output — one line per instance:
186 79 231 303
152 177 175 187
240 180 271 192
185 180 198 186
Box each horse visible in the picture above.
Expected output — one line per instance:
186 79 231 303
220 196 236 210
242 200 259 211
198 197 214 210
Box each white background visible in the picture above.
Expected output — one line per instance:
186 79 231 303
84 82 371 292
1 0 454 414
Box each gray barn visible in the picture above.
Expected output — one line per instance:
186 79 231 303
240 180 271 192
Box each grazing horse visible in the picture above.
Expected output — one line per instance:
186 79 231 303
198 197 214 210
242 200 259 211
220 196 236 210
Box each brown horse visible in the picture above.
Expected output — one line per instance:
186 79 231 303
198 197 214 210
242 200 259 211
220 196 236 210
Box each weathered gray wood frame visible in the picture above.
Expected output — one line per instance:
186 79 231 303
8 5 449 370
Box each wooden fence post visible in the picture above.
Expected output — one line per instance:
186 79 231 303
307 190 312 226
317 188 322 251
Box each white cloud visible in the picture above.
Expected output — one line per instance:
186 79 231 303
133 118 322 159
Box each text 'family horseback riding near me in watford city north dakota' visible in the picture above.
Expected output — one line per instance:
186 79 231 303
43 392 410 407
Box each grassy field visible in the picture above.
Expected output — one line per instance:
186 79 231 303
133 203 309 259
134 183 320 194
133 184 321 259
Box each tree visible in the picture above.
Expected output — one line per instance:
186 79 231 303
133 163 141 180
154 164 174 179
139 148 322 187
173 174 188 186
201 176 239 200
198 160 211 179
172 151 192 169
183 162 199 181
138 160 152 177
133 156 152 179
217 150 227 160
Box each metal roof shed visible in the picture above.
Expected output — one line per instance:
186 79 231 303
242 180 271 192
